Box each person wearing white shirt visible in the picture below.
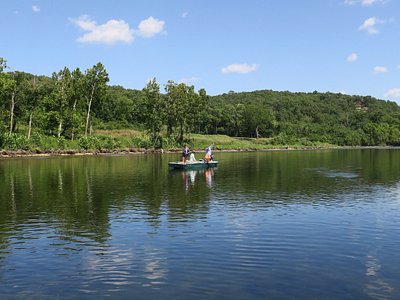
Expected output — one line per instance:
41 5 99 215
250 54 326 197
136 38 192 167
189 151 196 162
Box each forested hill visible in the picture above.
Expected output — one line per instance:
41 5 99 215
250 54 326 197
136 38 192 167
1 60 400 149
208 90 400 146
107 86 400 146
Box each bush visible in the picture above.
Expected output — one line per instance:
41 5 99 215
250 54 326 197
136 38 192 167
78 136 101 150
270 133 295 145
131 136 152 148
99 135 121 149
162 137 177 149
2 133 30 150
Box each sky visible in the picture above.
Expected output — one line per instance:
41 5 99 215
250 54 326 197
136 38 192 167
1 0 400 102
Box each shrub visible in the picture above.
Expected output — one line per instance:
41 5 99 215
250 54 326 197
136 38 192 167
131 136 152 149
99 135 121 149
78 136 101 150
2 133 30 150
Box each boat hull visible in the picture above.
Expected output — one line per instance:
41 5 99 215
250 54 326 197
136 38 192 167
168 160 218 169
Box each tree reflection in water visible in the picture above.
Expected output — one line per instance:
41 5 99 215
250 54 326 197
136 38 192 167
0 151 399 299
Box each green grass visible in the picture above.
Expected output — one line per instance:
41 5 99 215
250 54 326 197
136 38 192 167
188 134 258 150
0 130 338 154
186 134 336 151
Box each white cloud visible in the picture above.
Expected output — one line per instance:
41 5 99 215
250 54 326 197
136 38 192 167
347 53 358 62
72 15 96 31
72 15 134 44
373 66 388 73
384 88 400 98
221 63 258 74
182 12 189 18
71 15 165 45
32 5 40 12
136 16 165 38
344 0 385 6
362 0 380 5
358 17 384 34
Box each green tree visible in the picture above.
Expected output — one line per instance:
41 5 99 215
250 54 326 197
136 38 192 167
164 80 179 137
189 88 209 134
165 81 200 144
83 63 109 136
0 58 10 133
142 78 164 148
52 67 71 137
242 103 276 138
26 76 38 139
5 72 19 134
68 68 85 140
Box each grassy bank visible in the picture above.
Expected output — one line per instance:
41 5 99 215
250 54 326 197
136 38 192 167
188 134 336 150
0 130 338 157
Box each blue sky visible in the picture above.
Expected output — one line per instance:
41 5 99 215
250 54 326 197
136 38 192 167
1 0 400 102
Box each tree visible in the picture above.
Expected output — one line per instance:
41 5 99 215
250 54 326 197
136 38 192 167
27 76 37 139
142 78 164 148
164 80 179 137
83 63 109 136
0 58 10 133
26 76 54 139
224 103 244 136
242 103 276 138
68 68 85 140
189 88 209 134
11 72 41 139
52 67 71 137
0 58 6 73
6 72 18 134
165 81 200 144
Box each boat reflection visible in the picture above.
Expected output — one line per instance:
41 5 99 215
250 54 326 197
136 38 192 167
170 167 216 192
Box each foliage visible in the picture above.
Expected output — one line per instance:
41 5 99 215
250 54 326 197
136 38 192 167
141 78 164 149
207 90 400 147
131 135 153 149
2 55 400 151
78 136 101 150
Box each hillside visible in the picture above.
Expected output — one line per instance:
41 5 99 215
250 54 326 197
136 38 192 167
208 90 400 146
1 62 400 151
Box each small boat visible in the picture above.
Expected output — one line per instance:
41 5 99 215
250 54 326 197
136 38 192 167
168 160 218 170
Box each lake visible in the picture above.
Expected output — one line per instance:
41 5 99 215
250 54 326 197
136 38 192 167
0 149 399 299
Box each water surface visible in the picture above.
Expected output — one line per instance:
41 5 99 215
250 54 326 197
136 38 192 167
0 149 399 299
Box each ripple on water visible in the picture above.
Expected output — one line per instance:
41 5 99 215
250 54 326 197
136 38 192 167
1 151 400 299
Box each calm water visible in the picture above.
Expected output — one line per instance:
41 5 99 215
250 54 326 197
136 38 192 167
0 149 399 299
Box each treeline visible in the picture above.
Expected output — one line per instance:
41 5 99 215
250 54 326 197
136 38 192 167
0 58 209 150
0 58 109 139
208 90 400 146
1 57 400 150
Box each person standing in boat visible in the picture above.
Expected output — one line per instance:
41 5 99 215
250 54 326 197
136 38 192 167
182 144 190 163
189 150 196 162
204 144 214 162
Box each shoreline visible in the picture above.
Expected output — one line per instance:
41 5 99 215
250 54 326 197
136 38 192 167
1 146 399 159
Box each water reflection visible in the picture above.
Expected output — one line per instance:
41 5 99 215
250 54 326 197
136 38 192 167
205 168 214 188
0 150 400 299
142 247 168 286
83 247 135 289
1 150 400 245
172 167 216 193
308 167 360 179
365 254 394 299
